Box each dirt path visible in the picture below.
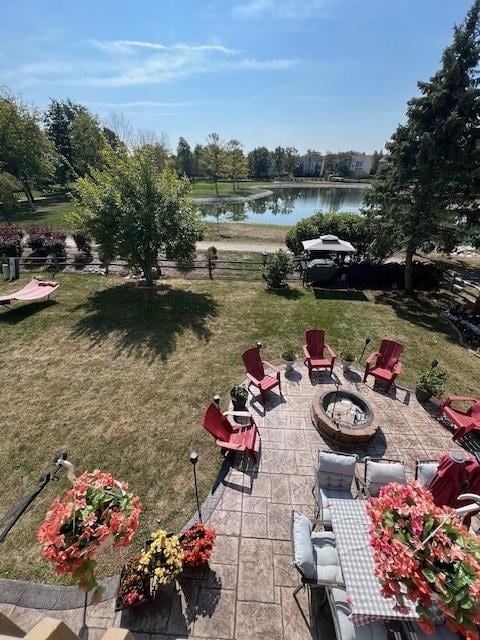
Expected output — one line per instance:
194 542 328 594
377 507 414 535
196 240 287 253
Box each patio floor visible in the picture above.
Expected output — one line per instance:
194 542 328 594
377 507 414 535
0 363 468 639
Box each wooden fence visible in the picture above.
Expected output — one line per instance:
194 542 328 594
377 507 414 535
441 270 480 308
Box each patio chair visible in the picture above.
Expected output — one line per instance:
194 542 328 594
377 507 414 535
242 346 281 406
439 395 480 440
363 339 404 392
415 458 439 487
291 510 344 611
313 450 358 526
326 587 391 640
203 403 260 463
303 329 336 379
358 457 407 498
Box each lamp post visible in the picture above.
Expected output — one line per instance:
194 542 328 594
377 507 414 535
190 452 202 523
262 251 268 267
213 394 220 408
431 359 439 369
256 341 262 350
360 337 372 362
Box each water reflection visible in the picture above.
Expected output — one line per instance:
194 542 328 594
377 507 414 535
198 186 366 225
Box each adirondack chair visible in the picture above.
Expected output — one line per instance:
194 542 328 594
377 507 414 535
439 395 480 440
303 329 336 378
363 339 404 391
242 346 281 406
203 403 260 463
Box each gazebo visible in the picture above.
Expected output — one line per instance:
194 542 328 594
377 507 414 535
301 235 356 285
301 234 356 258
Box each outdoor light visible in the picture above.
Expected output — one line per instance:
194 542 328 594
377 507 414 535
262 251 268 266
431 359 439 369
190 451 202 523
360 337 372 362
422 492 480 546
213 394 220 407
256 341 262 349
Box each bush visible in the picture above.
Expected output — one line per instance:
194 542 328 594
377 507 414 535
73 230 92 254
74 252 87 268
417 367 448 397
205 246 218 261
27 226 66 257
345 261 441 290
0 226 23 257
263 250 293 288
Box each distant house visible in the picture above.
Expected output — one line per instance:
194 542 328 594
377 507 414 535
349 154 373 177
295 152 325 177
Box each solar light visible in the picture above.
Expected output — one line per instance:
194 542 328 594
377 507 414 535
213 394 220 407
190 452 202 523
431 359 439 369
256 341 262 349
360 337 372 362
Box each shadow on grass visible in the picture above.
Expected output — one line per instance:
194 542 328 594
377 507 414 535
312 288 368 302
71 283 218 362
0 299 57 323
266 286 305 300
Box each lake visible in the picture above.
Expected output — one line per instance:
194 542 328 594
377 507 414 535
197 186 367 226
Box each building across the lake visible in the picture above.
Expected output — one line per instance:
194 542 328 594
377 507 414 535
295 151 325 177
349 153 374 177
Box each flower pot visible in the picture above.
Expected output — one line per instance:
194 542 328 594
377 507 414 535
283 359 294 373
342 360 353 373
231 397 247 412
415 386 432 403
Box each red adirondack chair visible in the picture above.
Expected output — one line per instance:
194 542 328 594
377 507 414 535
363 339 404 391
439 395 480 440
303 329 336 378
242 346 281 406
203 403 260 462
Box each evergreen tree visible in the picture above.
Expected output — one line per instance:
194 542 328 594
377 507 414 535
176 137 193 176
365 0 480 291
44 99 86 185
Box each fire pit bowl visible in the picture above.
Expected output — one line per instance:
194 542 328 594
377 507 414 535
310 388 378 445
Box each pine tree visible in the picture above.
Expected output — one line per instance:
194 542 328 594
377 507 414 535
365 0 480 291
176 137 193 177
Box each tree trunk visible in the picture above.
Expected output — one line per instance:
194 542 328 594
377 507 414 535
232 179 235 192
404 246 415 293
214 179 219 197
21 182 36 212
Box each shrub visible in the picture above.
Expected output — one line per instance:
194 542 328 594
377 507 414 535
0 226 23 257
263 250 293 288
281 347 297 361
27 226 66 256
205 246 218 261
417 367 447 397
230 385 248 403
340 344 356 362
345 261 441 290
73 230 92 254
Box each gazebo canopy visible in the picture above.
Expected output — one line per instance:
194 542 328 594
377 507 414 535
302 234 356 254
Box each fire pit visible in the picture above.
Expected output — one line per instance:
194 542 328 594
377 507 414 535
310 388 378 445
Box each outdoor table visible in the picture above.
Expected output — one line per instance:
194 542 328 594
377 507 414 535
328 498 419 626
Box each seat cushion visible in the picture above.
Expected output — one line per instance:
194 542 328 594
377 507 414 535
369 367 395 381
317 451 356 491
366 461 406 497
416 461 438 487
292 511 315 579
311 531 343 584
330 588 388 640
258 375 279 391
318 488 353 524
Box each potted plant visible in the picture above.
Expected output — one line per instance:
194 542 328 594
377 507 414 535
230 385 248 411
138 530 184 596
179 523 216 569
281 347 297 373
340 345 356 373
415 366 447 402
263 250 293 290
116 554 152 610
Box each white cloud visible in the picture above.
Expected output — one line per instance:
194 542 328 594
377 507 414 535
233 0 327 20
13 39 297 88
86 100 194 108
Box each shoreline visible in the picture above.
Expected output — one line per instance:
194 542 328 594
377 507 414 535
192 189 273 205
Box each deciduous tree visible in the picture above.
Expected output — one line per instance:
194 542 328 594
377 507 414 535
176 137 193 177
225 139 248 191
201 133 226 196
70 111 106 177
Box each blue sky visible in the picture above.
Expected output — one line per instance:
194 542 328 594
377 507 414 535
0 0 473 153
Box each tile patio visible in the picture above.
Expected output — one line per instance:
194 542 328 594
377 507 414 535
0 363 468 639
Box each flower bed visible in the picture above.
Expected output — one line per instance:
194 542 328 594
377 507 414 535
367 481 480 638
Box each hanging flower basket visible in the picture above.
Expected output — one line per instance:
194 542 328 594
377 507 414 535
38 469 142 603
179 523 217 569
367 481 480 638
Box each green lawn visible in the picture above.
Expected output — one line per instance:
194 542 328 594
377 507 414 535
11 194 76 231
0 274 478 583
204 221 291 243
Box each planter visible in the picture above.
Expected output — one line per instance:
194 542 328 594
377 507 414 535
415 386 432 402
231 397 247 411
282 359 295 373
342 360 354 373
115 556 153 611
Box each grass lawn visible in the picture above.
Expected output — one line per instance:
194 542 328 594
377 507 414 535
191 181 267 198
204 221 291 244
0 274 479 583
11 194 76 231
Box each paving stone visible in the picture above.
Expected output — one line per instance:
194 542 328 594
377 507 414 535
249 473 271 498
220 489 243 512
289 475 314 506
242 496 266 514
285 430 307 449
273 555 299 587
272 541 292 556
241 513 267 538
193 588 236 639
267 503 292 541
234 601 283 640
237 538 274 603
207 510 242 536
166 581 198 636
119 590 172 633
270 475 291 504
206 564 238 591
0 581 27 606
211 536 239 566
281 585 318 640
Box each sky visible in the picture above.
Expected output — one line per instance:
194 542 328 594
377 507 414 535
0 0 474 154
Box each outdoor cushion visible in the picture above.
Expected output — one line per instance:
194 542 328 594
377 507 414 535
366 460 406 497
311 531 343 584
292 511 315 579
318 488 354 524
317 451 356 491
330 588 388 640
417 461 438 487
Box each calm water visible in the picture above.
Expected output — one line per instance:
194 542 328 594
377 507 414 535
198 186 367 226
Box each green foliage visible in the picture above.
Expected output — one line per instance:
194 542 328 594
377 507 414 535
364 1 480 290
176 137 193 177
285 211 378 260
0 88 54 207
201 133 227 196
224 139 248 190
73 146 203 285
44 99 86 185
0 172 20 222
417 366 448 397
70 111 107 177
230 385 248 402
281 347 297 361
263 249 293 288
340 344 356 362
248 147 271 179
205 246 218 261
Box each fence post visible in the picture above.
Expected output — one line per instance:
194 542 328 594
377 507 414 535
208 256 213 280
449 272 455 292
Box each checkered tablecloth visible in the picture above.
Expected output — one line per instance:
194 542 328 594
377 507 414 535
329 498 419 626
